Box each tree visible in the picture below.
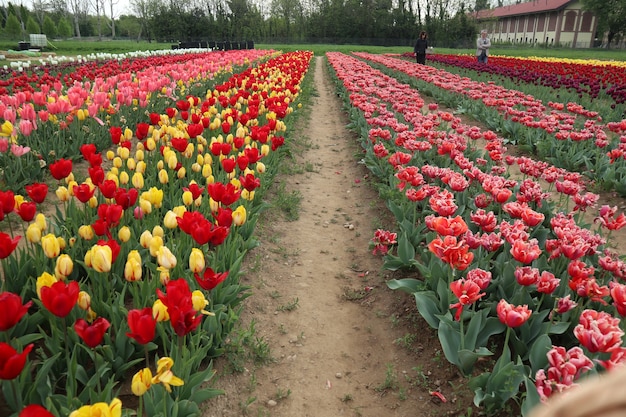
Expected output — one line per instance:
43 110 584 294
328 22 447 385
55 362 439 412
475 0 490 11
26 16 40 34
42 15 57 38
57 16 73 38
4 13 22 39
582 0 626 47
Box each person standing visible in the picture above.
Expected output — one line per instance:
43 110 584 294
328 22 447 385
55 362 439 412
414 31 428 65
476 29 491 64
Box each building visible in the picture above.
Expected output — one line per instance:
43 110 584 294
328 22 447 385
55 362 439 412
474 0 598 48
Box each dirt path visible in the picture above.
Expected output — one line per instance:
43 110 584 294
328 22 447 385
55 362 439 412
205 56 468 417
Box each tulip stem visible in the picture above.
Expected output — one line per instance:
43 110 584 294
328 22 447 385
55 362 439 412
138 395 143 417
94 347 102 394
459 314 465 351
11 378 22 411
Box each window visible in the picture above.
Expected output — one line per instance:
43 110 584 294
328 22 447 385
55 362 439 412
526 16 535 32
580 11 593 32
537 15 545 32
547 12 557 31
563 10 576 32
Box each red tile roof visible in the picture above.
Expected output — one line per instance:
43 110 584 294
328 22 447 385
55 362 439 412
475 0 575 19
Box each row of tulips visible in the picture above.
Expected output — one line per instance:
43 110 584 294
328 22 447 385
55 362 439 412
0 49 313 416
426 53 626 107
360 52 626 197
327 51 626 415
0 49 275 192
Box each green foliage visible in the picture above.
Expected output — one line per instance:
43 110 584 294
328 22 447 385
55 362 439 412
5 13 22 39
57 17 73 39
42 16 57 38
26 16 40 35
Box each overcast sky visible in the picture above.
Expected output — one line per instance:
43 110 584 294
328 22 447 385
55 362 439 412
16 0 135 17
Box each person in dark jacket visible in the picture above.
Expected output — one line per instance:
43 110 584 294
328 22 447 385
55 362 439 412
414 31 428 65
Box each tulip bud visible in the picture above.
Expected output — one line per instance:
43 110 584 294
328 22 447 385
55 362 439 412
157 266 170 286
113 156 123 168
149 235 163 257
55 186 71 202
232 205 247 226
126 158 136 170
36 271 58 298
256 161 266 174
189 248 205 274
132 172 144 189
172 205 186 218
90 244 112 273
152 225 164 238
136 160 146 174
182 190 193 206
139 198 152 214
35 213 47 231
192 290 210 313
55 254 73 279
156 246 177 269
241 189 255 201
26 223 42 243
118 147 130 160
152 299 170 322
77 291 91 310
106 150 115 160
78 225 94 240
139 230 152 249
118 226 131 242
158 169 169 184
124 256 143 282
163 210 179 229
177 166 186 179
146 138 156 151
119 171 130 185
41 233 61 258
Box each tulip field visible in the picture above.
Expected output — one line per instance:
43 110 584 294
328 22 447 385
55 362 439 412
326 51 626 415
1 44 626 417
0 48 312 417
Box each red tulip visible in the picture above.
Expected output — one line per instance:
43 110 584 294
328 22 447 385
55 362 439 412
25 182 48 204
109 126 123 144
0 190 15 214
0 232 20 259
496 299 531 328
0 342 33 379
0 292 32 331
40 280 80 318
126 308 157 345
428 235 474 271
157 279 202 337
73 183 96 203
49 158 73 180
17 201 37 222
574 309 624 353
194 267 229 291
449 278 485 321
510 238 542 264
19 404 55 417
74 317 110 348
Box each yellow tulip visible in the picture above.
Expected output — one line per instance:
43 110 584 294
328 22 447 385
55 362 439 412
69 398 122 417
159 266 171 285
202 164 212 179
0 120 13 137
209 197 219 213
177 166 186 179
150 226 163 239
136 160 146 174
256 161 266 174
158 169 169 184
139 230 153 249
55 186 71 202
172 205 186 218
124 128 133 141
191 162 201 173
241 189 255 201
188 248 205 273
260 144 270 156
77 291 91 310
78 225 94 240
182 190 193 206
124 256 142 282
139 198 152 214
191 290 212 315
118 226 131 242
126 158 136 170
41 233 61 258
55 254 74 279
232 205 247 226
36 272 58 298
156 160 164 170
152 357 184 392
84 249 92 268
118 147 130 160
167 153 178 170
90 244 112 273
156 246 177 269
131 368 152 396
26 223 42 243
106 150 115 161
117 171 128 185
152 299 170 321
146 137 156 151
113 156 123 169
131 172 144 188
35 213 47 231
57 236 66 251
149 235 163 257
163 210 179 229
